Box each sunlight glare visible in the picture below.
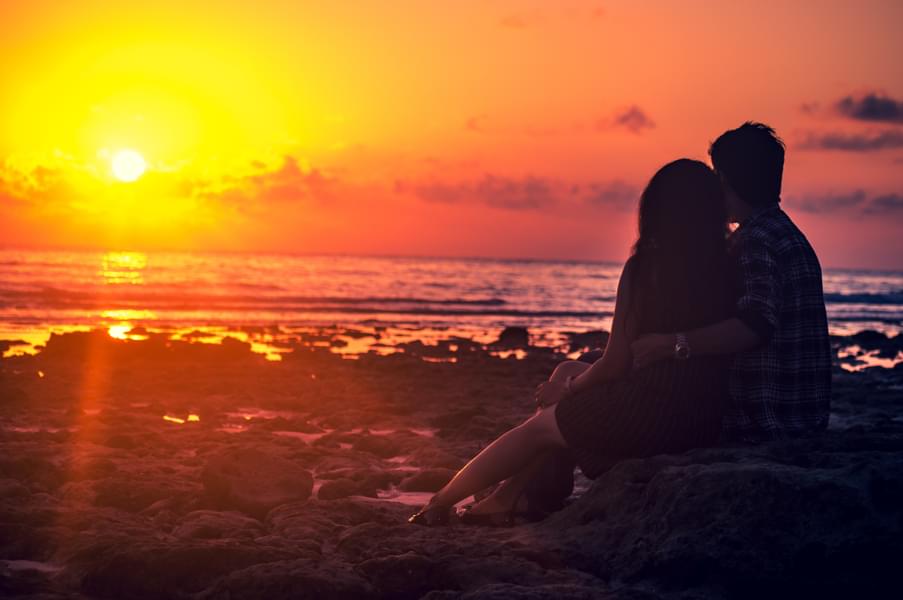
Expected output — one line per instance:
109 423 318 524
111 149 147 182
107 324 132 339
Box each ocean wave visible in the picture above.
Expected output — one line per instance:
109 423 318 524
825 292 903 305
0 288 508 307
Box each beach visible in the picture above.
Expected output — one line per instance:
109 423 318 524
2 324 902 599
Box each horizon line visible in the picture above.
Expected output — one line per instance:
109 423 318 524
0 243 900 274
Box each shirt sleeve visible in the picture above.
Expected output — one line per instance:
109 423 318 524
735 236 780 343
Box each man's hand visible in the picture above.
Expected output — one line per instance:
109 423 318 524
534 380 569 409
630 333 675 369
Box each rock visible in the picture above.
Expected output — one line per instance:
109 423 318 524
69 457 118 480
93 476 180 512
74 538 294 599
398 468 455 492
539 433 903 597
0 456 64 492
318 478 379 500
197 558 373 600
351 435 400 458
567 330 610 352
492 326 530 348
0 478 30 498
171 510 264 540
407 447 466 470
422 583 621 599
318 478 359 500
356 552 448 599
201 447 313 518
103 433 137 449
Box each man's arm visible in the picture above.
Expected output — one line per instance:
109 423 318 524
631 234 780 367
631 318 760 367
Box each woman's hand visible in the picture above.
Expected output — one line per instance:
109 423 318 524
534 380 569 409
630 333 675 369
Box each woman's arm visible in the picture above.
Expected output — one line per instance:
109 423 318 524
535 258 637 408
568 258 637 393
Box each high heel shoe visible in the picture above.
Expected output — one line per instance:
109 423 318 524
407 503 452 526
458 488 548 527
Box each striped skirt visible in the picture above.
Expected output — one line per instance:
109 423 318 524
554 357 729 479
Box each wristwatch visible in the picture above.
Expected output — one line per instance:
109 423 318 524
674 333 690 360
565 375 575 395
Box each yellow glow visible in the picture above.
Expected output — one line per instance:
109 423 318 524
111 149 146 182
107 324 131 339
163 415 186 424
101 309 155 320
187 414 200 422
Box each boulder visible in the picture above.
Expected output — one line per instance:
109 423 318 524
318 478 379 500
567 330 610 353
398 468 455 493
356 552 448 599
201 447 313 518
539 432 903 597
171 510 264 540
351 435 400 458
491 326 530 348
196 558 373 600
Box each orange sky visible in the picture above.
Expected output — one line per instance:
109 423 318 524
0 0 901 268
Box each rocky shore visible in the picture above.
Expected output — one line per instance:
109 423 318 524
1 329 901 599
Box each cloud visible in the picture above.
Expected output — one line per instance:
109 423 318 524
188 156 334 209
797 129 903 152
787 190 867 213
0 161 70 204
787 189 903 216
396 174 638 212
799 101 820 115
863 193 903 215
464 115 490 134
836 92 903 123
583 180 638 210
597 105 656 134
397 174 558 210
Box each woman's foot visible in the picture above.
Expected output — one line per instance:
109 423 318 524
459 490 549 527
462 494 516 517
407 502 452 526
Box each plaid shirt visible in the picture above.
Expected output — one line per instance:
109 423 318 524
722 205 832 441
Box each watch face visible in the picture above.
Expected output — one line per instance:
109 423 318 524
675 344 690 359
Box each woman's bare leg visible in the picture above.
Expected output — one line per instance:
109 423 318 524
464 360 589 514
429 406 568 509
463 452 551 514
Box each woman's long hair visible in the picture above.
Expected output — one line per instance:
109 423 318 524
628 159 732 334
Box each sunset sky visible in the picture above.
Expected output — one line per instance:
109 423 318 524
1 0 901 269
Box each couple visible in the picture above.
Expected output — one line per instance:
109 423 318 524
409 122 832 526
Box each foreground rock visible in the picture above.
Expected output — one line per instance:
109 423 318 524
540 429 903 598
201 447 313 518
0 330 900 599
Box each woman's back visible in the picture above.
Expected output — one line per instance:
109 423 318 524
554 159 735 478
625 158 735 338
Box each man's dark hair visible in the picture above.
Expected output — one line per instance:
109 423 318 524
709 121 785 207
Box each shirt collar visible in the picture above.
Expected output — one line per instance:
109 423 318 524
739 203 780 227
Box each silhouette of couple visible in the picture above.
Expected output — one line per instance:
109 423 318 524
409 122 832 527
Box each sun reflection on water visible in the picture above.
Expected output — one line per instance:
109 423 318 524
105 323 150 341
162 413 200 424
101 251 147 285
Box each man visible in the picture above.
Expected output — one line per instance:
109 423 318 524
631 122 832 442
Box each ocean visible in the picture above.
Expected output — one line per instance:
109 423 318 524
0 249 901 360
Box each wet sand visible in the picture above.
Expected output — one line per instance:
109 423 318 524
1 329 901 599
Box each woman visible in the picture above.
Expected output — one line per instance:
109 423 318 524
409 158 736 526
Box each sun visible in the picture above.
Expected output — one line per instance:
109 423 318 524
111 149 147 182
